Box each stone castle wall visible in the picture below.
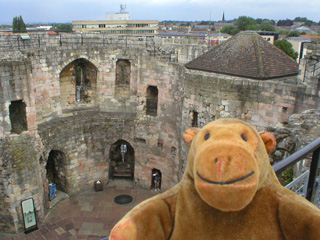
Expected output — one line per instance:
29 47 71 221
0 33 319 233
0 34 188 233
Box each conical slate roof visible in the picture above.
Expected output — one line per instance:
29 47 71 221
185 32 299 80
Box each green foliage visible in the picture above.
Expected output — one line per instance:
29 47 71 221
293 17 316 26
12 15 27 33
52 24 72 32
277 19 294 26
180 22 191 27
198 21 214 25
274 39 298 60
278 29 289 35
220 25 239 35
261 21 275 31
281 166 294 185
236 16 257 31
288 31 300 37
75 66 82 86
246 24 260 31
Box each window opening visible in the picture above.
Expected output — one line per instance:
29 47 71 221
191 110 199 127
9 100 27 134
115 59 131 98
146 86 158 116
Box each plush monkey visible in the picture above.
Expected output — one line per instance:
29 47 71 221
110 118 320 240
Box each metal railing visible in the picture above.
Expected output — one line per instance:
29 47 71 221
273 137 320 203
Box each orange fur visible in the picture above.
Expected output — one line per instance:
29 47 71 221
110 118 320 240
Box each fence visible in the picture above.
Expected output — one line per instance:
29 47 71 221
273 137 320 207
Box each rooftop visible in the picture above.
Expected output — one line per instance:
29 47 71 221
185 32 299 80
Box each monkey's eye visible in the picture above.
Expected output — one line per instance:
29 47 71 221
204 133 210 140
241 134 248 142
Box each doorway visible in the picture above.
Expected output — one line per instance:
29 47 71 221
109 140 135 180
46 150 68 193
151 168 162 190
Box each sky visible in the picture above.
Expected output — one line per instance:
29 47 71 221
0 0 319 24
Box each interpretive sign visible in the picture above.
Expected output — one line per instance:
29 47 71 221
21 198 38 233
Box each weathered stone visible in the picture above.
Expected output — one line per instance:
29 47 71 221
0 33 319 234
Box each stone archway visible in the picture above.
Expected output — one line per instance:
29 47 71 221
109 140 135 180
46 150 68 193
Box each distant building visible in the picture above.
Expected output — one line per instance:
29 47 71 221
72 20 158 36
287 37 311 63
37 26 52 31
294 26 315 34
208 33 231 46
255 31 279 44
214 22 234 32
72 6 158 36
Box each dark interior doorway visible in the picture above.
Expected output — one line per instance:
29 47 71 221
151 168 162 190
109 140 135 180
46 150 68 193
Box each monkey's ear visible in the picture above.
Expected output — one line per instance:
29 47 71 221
260 132 277 154
183 128 200 147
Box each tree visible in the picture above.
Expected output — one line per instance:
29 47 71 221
246 24 260 31
236 16 257 31
278 29 289 35
12 15 26 33
260 23 275 31
274 39 298 60
294 17 315 26
288 31 300 37
260 20 275 31
220 25 239 35
277 19 293 26
52 24 72 32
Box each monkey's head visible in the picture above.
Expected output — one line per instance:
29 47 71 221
183 118 277 212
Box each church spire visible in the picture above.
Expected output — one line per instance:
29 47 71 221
222 11 225 22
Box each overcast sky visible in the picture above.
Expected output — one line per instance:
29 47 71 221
0 0 319 24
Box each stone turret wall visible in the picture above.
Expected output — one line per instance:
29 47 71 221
0 37 186 233
0 134 43 233
180 70 320 174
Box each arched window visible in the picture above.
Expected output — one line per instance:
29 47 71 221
59 58 97 108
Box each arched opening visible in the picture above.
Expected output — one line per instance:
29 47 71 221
115 59 131 98
46 150 68 194
109 140 135 180
151 168 162 190
146 86 158 116
59 58 97 108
